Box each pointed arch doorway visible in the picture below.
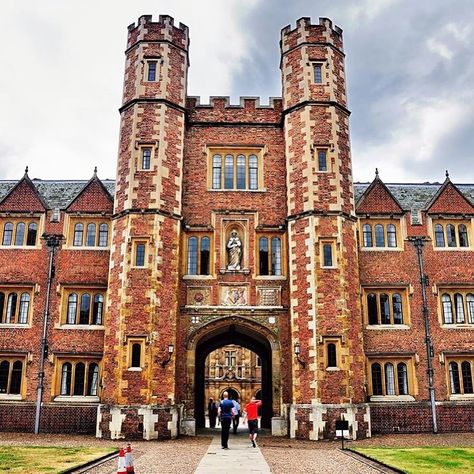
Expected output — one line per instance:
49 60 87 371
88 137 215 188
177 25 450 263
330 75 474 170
191 319 279 430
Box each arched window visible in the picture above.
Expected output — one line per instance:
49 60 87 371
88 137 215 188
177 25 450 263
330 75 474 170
93 294 104 325
5 293 17 324
200 237 210 275
449 361 460 394
434 224 445 247
26 223 37 246
397 363 408 395
271 237 282 276
87 363 99 396
86 223 96 247
385 362 395 395
392 293 403 324
454 293 465 323
459 224 469 247
236 154 246 189
60 362 72 395
73 223 84 246
2 222 13 245
0 292 4 323
141 148 151 170
327 343 337 368
0 361 10 393
224 154 234 189
387 224 397 247
375 224 385 247
259 237 269 275
446 224 456 247
461 361 473 394
14 223 25 246
187 237 198 275
442 294 453 324
212 154 222 189
67 293 78 324
371 363 382 395
18 293 30 324
79 293 91 324
131 343 141 368
367 293 378 325
10 361 23 395
249 154 258 190
73 363 85 395
362 224 372 247
98 224 108 247
380 293 390 324
467 294 474 324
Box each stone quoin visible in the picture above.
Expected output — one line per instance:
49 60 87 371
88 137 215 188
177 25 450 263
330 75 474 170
0 14 473 440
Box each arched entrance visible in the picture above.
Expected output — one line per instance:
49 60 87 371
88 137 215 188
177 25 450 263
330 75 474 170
188 318 280 430
220 388 240 400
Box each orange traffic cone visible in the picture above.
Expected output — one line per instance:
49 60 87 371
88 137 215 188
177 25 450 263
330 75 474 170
125 443 135 473
117 447 127 474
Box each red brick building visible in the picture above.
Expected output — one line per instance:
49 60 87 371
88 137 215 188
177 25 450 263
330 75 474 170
0 15 472 440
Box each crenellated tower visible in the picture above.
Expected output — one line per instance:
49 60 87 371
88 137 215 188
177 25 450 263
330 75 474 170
281 18 369 439
99 15 189 440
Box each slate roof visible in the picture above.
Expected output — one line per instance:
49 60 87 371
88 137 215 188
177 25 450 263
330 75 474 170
1 178 474 213
0 179 115 210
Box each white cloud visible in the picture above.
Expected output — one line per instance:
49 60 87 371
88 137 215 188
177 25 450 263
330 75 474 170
426 37 454 60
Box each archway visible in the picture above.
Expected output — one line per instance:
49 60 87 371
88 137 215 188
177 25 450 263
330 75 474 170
192 321 276 429
220 388 240 400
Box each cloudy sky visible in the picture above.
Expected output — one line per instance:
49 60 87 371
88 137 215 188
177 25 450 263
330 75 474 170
1 0 473 184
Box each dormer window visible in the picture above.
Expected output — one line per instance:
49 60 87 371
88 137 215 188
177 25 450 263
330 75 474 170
433 220 471 249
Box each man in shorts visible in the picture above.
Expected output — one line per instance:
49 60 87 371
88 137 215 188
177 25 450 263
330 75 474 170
243 396 262 447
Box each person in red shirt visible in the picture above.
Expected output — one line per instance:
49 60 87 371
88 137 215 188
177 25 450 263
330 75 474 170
243 396 262 447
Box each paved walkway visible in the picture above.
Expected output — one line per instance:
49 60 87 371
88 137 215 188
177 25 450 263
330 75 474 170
195 434 271 473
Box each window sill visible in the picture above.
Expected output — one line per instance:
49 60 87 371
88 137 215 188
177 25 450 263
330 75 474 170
326 367 340 372
441 324 474 329
0 324 31 329
361 247 402 252
255 276 286 280
370 395 415 402
433 247 473 251
182 275 214 280
64 246 110 251
321 266 338 270
127 367 142 372
449 394 474 401
365 324 411 330
54 396 100 403
58 324 105 330
0 394 23 401
0 245 40 250
208 188 267 193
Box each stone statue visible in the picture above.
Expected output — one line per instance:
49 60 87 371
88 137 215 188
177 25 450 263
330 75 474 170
227 230 242 270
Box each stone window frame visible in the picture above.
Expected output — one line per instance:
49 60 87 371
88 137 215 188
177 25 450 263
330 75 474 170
366 355 416 401
58 287 106 328
0 287 34 326
319 239 337 269
444 355 474 400
206 146 266 192
65 215 111 249
53 356 101 401
321 336 342 371
135 141 158 172
127 337 146 371
131 238 149 268
182 232 213 278
143 55 161 83
430 218 473 250
362 287 411 329
437 288 474 328
255 233 286 278
359 218 403 251
312 61 325 84
0 354 27 400
0 216 41 248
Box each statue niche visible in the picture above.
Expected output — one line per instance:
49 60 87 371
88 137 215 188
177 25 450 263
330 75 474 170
226 229 242 270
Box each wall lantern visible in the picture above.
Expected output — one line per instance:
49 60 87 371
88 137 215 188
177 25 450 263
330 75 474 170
294 342 306 368
161 343 175 368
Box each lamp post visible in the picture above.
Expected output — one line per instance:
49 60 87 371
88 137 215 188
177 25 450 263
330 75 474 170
34 234 62 434
409 236 438 434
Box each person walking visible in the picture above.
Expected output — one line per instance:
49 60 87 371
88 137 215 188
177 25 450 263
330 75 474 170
218 391 235 449
243 396 262 447
232 397 241 434
208 397 218 428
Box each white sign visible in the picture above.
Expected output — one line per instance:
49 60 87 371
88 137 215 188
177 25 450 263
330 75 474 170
336 429 349 438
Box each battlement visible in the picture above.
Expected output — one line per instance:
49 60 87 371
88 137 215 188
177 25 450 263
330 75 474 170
187 96 283 124
126 14 189 50
280 17 343 54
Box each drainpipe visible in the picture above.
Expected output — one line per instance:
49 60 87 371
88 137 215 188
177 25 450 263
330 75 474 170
410 236 438 434
34 234 62 434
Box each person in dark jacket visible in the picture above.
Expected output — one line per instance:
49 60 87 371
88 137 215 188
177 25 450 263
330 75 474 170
208 398 218 428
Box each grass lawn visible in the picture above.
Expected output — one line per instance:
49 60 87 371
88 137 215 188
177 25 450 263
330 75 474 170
353 447 474 474
0 446 117 473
